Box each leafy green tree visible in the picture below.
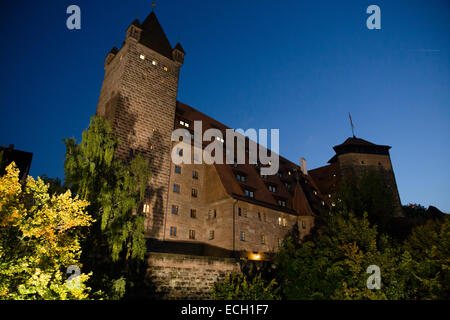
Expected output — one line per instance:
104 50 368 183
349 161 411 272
213 272 280 300
334 169 394 234
0 163 96 299
275 211 411 300
403 217 450 299
63 116 151 298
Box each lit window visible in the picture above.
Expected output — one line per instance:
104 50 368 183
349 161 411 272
174 165 181 174
209 230 215 240
163 66 168 71
180 120 185 126
139 54 145 60
313 190 318 195
282 218 287 227
278 217 282 226
261 235 266 244
143 203 151 214
170 226 177 237
152 60 157 65
189 230 196 240
240 231 245 241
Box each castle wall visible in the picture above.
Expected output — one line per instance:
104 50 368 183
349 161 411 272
146 252 240 299
97 38 182 240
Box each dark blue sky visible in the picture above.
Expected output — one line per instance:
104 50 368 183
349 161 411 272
0 0 449 212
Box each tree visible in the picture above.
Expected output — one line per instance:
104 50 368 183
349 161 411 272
63 116 152 298
0 163 95 299
403 217 450 299
213 272 280 300
274 211 412 300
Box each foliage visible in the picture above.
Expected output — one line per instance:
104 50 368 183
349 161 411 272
213 272 280 300
403 217 450 299
0 163 95 299
63 116 152 298
334 169 394 233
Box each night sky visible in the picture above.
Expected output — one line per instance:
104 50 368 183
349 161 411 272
0 1 449 212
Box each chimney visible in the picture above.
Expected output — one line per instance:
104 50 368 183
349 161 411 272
300 157 307 175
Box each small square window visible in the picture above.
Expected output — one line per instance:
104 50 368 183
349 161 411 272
163 66 168 71
152 60 158 65
139 54 145 60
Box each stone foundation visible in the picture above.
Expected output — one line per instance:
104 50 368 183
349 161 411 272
145 252 240 299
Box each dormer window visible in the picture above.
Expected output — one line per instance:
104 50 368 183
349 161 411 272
244 189 254 198
268 185 277 193
235 173 246 182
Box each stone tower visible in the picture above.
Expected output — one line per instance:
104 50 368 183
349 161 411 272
96 11 185 239
328 137 403 217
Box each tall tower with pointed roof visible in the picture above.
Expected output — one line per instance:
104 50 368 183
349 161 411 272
96 11 185 239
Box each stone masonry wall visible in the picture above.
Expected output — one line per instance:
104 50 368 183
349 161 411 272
146 252 240 299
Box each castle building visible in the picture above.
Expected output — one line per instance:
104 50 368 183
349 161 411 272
95 11 402 261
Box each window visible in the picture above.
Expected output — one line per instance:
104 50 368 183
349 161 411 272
282 218 287 227
189 230 196 240
209 230 215 240
143 203 151 214
261 235 266 244
277 172 283 178
213 209 217 218
190 209 197 219
302 220 306 229
238 208 242 216
268 185 277 193
173 184 180 193
139 54 145 60
244 189 254 198
236 174 246 182
240 231 245 241
243 208 247 217
152 60 157 65
192 170 199 179
174 165 181 174
179 120 189 128
191 188 198 198
163 66 168 72
258 212 261 221
278 239 283 248
278 217 282 226
171 205 179 215
170 226 177 237
278 199 286 207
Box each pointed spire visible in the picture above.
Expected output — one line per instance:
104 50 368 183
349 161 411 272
139 11 173 59
174 42 185 54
